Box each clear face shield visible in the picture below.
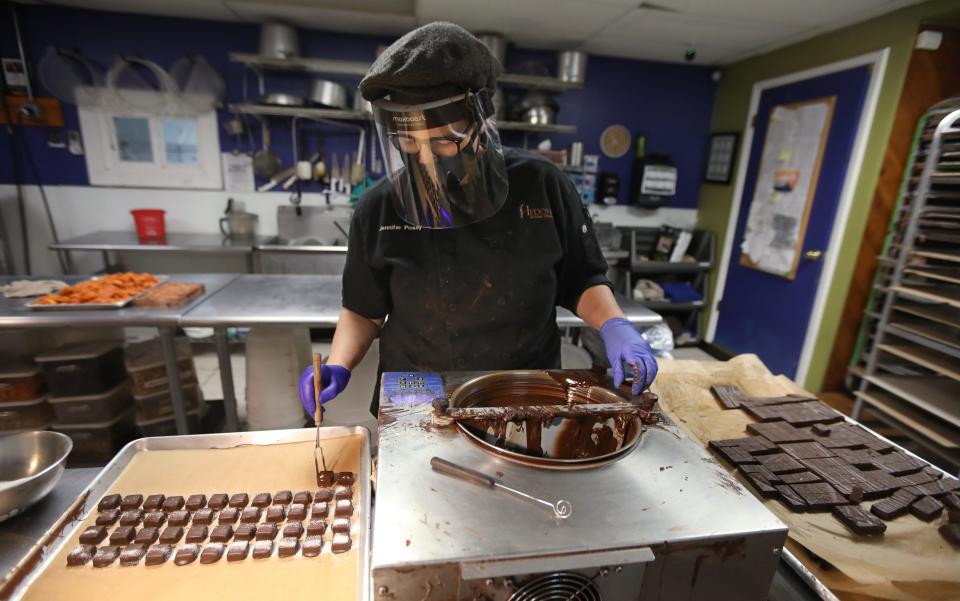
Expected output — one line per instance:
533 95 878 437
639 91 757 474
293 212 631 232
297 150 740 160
372 91 509 229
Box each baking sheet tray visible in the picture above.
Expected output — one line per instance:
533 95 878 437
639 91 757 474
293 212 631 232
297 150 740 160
0 427 371 601
25 276 168 311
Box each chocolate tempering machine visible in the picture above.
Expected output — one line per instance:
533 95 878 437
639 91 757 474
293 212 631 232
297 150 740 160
371 370 788 601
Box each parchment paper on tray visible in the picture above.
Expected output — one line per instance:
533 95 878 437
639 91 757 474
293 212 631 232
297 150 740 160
653 354 960 601
0 280 67 298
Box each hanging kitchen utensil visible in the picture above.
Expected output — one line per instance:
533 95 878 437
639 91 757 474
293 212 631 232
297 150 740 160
36 47 103 105
253 119 282 179
105 56 176 111
169 55 225 113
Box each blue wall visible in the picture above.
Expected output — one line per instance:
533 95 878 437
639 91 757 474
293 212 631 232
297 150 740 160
0 5 717 208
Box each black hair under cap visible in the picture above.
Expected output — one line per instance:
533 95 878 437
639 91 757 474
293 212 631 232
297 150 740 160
359 21 502 105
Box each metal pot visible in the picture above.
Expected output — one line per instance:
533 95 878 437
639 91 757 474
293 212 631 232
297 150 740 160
260 23 299 59
310 79 349 110
476 33 507 66
260 92 305 107
353 92 372 114
522 105 556 126
0 431 72 522
558 50 588 84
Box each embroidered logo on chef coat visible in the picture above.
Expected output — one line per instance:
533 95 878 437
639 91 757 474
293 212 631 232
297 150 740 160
519 204 553 220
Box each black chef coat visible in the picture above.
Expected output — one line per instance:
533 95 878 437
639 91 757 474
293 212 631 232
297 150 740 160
342 147 611 379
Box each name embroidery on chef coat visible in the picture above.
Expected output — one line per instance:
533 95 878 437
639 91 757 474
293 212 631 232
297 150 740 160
518 204 553 220
379 224 424 231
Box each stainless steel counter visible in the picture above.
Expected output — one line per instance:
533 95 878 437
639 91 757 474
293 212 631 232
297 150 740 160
50 231 272 253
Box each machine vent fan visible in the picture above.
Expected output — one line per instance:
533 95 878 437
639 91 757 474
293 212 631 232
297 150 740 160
509 571 602 601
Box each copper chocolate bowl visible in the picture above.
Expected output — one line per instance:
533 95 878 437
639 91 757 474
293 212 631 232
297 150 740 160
448 371 643 469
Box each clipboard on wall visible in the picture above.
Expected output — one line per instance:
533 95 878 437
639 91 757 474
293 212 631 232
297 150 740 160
739 96 836 280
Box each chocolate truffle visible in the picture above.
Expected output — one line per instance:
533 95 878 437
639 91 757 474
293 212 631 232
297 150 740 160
208 493 229 510
318 471 335 487
292 491 312 505
67 544 96 567
143 494 165 511
96 509 120 526
200 543 225 564
219 508 239 524
252 540 273 559
336 472 355 486
311 502 329 518
335 500 354 517
119 509 144 526
210 524 234 543
186 494 207 511
277 538 299 558
159 526 184 544
255 523 278 541
92 545 120 567
282 521 303 539
331 533 351 554
306 519 327 536
193 508 215 525
120 494 144 511
78 529 108 551
302 536 323 558
186 525 208 544
135 526 159 545
98 494 121 511
287 504 307 521
227 541 249 562
234 524 256 541
251 492 271 508
273 490 293 505
941 523 960 547
110 525 136 545
162 496 185 513
240 507 261 524
143 511 167 528
265 506 286 523
314 488 334 503
335 486 353 500
331 518 350 534
145 544 173 566
228 493 249 509
174 544 200 566
167 510 190 527
120 544 148 567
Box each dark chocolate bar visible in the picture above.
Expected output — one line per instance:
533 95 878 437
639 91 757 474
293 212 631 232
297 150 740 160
746 421 813 443
740 470 777 498
744 401 844 427
314 487 334 503
318 471 336 487
778 471 822 485
109 525 136 545
229 493 249 508
282 521 303 539
710 436 778 455
335 486 353 500
66 544 96 567
811 423 832 437
174 544 200 566
219 507 239 524
293 491 312 505
302 536 323 557
336 472 355 486
208 493 229 510
832 505 886 536
144 544 173 566
167 510 190 527
871 452 926 476
121 494 144 511
335 500 354 517
96 509 120 526
910 496 944 521
910 477 960 498
306 519 327 536
943 492 960 511
277 538 299 558
740 395 816 409
143 511 166 528
186 494 207 511
331 518 350 533
255 523 278 541
287 504 307 521
92 545 120 568
265 506 286 523
756 453 806 475
159 526 184 544
98 494 122 511
711 384 745 409
200 543 225 564
774 485 807 512
331 533 351 554
119 509 144 526
143 494 165 511
210 524 234 543
193 508 215 525
185 524 208 544
120 544 147 567
240 507 261 524
710 443 758 467
780 442 834 461
234 523 256 541
790 482 847 511
252 492 271 508
227 541 249 562
939 523 960 547
273 490 293 505
79 525 108 545
252 540 273 559
162 496 185 513
135 526 159 545
311 502 329 518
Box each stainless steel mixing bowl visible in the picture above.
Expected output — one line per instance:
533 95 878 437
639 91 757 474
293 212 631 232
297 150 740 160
0 431 72 522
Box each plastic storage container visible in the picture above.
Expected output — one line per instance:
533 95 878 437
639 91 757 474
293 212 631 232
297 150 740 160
54 410 135 464
125 338 196 397
0 396 54 430
136 408 201 437
48 380 132 424
35 342 126 397
133 383 202 421
0 365 44 402
131 209 166 242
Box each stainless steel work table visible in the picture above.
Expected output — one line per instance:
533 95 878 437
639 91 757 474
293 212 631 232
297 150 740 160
0 274 238 435
49 231 274 273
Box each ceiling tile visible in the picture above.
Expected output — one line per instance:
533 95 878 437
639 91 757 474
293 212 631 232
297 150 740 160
228 1 416 35
52 0 240 21
583 34 733 65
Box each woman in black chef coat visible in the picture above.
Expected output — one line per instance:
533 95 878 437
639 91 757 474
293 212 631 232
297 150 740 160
299 22 658 415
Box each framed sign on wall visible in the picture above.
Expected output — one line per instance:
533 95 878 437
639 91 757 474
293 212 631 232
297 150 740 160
703 132 739 184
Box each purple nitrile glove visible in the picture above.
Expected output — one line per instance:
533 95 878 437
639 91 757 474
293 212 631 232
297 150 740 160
299 364 351 416
599 317 658 395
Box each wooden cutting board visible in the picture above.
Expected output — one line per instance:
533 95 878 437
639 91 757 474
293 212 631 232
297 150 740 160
132 282 205 308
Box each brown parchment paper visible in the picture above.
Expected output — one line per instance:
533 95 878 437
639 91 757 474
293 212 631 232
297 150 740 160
21 435 364 601
653 354 960 601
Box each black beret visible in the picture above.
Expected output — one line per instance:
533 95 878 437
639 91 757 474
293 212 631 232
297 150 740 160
360 22 502 105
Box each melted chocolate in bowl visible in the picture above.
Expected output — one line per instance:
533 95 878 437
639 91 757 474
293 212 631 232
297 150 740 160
449 371 642 467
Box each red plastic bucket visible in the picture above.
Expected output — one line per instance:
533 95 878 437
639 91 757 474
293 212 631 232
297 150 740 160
131 209 166 242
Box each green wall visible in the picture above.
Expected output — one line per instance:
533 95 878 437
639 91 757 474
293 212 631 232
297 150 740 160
699 0 960 391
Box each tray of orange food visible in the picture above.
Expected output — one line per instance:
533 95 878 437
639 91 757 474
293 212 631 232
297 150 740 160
27 272 165 310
